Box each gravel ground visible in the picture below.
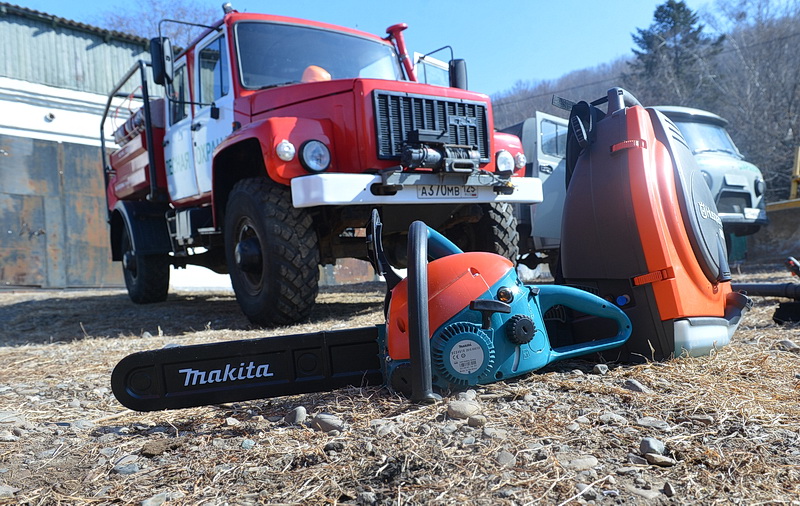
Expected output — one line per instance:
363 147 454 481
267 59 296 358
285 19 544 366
1 265 799 505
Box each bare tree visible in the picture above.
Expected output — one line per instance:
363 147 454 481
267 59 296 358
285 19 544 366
705 0 800 201
90 0 220 47
492 58 628 129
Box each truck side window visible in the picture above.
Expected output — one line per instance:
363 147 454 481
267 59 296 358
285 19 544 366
198 36 230 105
170 64 189 125
541 119 567 158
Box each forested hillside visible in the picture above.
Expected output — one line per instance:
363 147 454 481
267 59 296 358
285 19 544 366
492 0 800 202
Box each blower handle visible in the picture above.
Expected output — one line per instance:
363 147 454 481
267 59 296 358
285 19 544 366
536 285 632 361
606 87 642 114
407 221 441 403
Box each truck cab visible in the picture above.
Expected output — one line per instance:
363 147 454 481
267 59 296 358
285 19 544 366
101 6 542 326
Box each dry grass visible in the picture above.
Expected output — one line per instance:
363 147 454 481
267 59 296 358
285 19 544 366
1 269 799 504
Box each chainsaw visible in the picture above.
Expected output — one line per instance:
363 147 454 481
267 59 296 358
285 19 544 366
111 211 632 411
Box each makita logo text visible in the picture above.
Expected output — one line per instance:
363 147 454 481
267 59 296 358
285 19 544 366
697 201 722 228
178 362 274 387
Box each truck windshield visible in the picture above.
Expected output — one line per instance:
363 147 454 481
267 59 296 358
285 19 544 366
235 21 404 89
674 120 742 158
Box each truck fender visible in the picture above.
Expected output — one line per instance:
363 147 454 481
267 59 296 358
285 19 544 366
110 200 172 260
213 116 336 187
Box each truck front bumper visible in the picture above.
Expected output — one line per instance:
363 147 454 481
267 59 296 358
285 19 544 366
290 173 543 208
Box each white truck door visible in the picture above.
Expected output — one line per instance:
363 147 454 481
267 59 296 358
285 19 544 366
164 61 200 200
191 32 234 195
532 111 568 249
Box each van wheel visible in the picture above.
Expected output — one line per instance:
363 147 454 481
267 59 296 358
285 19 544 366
120 225 170 304
445 203 519 261
224 178 320 326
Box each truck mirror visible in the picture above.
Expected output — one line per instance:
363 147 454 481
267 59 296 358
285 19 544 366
150 37 174 86
449 59 468 90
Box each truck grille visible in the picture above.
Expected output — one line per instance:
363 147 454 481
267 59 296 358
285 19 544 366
374 90 490 162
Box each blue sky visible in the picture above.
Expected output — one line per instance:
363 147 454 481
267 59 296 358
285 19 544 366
21 0 708 96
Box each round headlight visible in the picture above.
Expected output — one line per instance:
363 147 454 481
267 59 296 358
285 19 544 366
276 139 296 162
755 178 766 196
514 152 527 170
299 140 331 173
496 150 515 174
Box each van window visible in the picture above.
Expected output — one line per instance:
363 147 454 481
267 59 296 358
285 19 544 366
541 119 567 158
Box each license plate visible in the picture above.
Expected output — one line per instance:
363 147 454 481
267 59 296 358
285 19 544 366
416 185 478 199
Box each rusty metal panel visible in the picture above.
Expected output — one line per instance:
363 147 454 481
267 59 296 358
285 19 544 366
61 142 122 287
0 133 122 288
0 193 47 286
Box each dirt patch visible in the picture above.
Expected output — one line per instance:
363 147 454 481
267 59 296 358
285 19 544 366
0 268 799 504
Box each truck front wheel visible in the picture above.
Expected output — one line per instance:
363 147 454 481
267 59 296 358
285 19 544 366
446 203 520 261
224 178 320 326
120 225 170 304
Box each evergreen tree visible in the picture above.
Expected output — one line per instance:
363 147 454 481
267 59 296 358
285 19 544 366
624 0 724 106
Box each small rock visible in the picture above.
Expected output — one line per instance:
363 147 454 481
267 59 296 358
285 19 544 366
576 483 598 501
375 422 395 437
310 413 345 433
644 453 677 467
663 481 677 497
688 414 714 426
623 379 653 393
241 439 256 450
284 406 307 425
461 436 476 446
0 431 17 443
225 417 240 427
0 412 24 426
640 437 666 456
774 339 800 353
599 412 628 425
592 364 609 375
571 369 585 376
482 427 508 440
441 422 459 435
357 491 378 505
637 417 670 431
627 453 648 465
141 331 153 339
69 419 95 431
112 462 140 475
323 441 344 453
564 456 598 471
616 467 640 476
447 400 481 420
523 393 535 403
0 485 19 498
496 450 516 467
141 439 183 457
467 414 487 428
456 389 477 401
565 423 580 432
625 485 661 500
141 492 168 506
575 416 591 424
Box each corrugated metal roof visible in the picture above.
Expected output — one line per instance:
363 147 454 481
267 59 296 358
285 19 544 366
0 2 150 96
0 3 149 45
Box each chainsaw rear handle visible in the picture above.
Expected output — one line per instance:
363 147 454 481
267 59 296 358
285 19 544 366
536 285 632 361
